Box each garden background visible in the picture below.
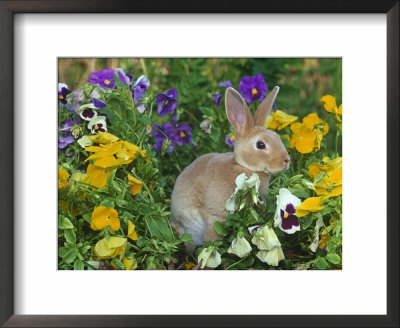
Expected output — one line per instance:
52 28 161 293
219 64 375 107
58 58 342 270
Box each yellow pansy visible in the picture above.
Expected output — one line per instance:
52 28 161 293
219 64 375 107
86 164 110 188
308 157 342 197
58 168 70 189
89 131 119 144
69 172 89 198
94 237 127 259
85 142 122 168
296 196 324 217
90 206 120 231
319 235 331 249
290 113 329 154
265 110 298 130
123 256 137 270
127 174 143 195
184 262 196 270
320 95 342 122
127 220 138 241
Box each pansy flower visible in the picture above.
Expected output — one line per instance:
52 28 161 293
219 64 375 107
77 135 93 148
127 174 143 195
175 123 192 146
94 237 127 259
89 131 119 144
127 220 138 241
58 134 75 149
58 167 70 189
219 80 233 88
226 172 260 213
88 116 107 134
265 110 298 130
86 164 110 188
123 256 137 270
248 225 281 251
310 217 324 252
225 135 235 149
239 73 268 104
212 93 222 107
156 87 178 119
66 90 85 112
227 233 252 258
197 247 221 269
290 113 329 154
132 75 150 113
200 119 211 134
58 83 71 105
90 206 120 231
308 157 342 197
296 196 324 217
152 123 176 153
273 188 302 234
320 95 342 122
78 103 97 121
88 68 131 89
256 247 285 266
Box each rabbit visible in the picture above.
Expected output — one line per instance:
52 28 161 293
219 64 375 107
170 86 290 248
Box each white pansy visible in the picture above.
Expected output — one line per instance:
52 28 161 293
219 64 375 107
88 116 107 134
77 135 93 148
249 225 281 251
78 103 98 121
226 173 261 213
256 247 285 266
310 217 324 252
197 247 221 269
227 235 252 258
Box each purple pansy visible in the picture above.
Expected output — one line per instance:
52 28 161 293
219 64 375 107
58 118 81 149
212 93 222 108
90 98 107 109
132 75 150 113
175 123 192 146
58 83 71 105
66 90 85 112
152 122 192 152
156 87 178 119
239 73 268 104
273 188 302 234
225 136 235 149
88 68 131 89
219 80 233 89
152 123 176 153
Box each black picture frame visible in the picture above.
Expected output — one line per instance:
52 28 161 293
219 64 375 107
0 1 398 327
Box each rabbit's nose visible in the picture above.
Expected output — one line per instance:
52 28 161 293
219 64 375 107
283 158 289 164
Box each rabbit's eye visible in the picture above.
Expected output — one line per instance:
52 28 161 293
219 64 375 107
256 141 266 149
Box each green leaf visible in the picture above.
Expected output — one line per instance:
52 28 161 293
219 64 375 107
302 216 313 230
291 189 310 198
326 253 341 265
82 213 91 224
74 258 84 270
63 248 78 264
64 229 76 244
111 258 126 270
145 216 174 242
214 221 228 237
58 216 74 229
315 257 328 270
100 199 115 208
106 169 117 186
180 233 194 244
58 247 68 258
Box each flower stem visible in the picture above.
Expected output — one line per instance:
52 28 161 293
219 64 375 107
140 58 148 77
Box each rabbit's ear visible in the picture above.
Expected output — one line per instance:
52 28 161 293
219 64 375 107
253 86 280 127
225 87 253 135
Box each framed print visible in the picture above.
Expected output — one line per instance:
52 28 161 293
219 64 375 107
1 1 398 327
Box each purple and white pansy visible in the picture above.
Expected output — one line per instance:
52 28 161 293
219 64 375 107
78 103 97 121
273 188 302 234
132 75 150 113
58 83 71 105
88 116 107 134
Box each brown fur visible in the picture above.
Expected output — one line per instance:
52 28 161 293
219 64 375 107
170 87 289 247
